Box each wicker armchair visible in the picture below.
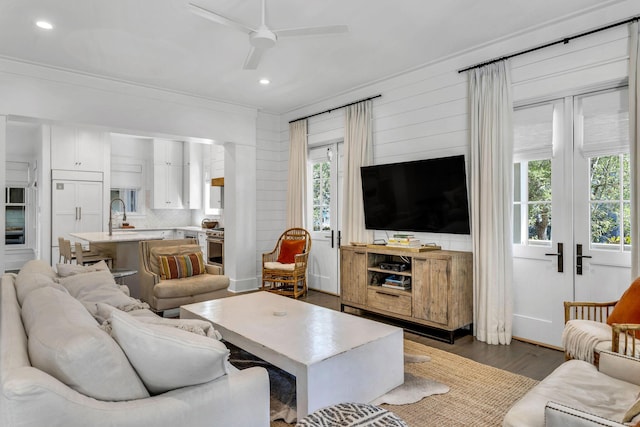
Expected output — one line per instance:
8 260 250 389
564 300 640 365
261 228 312 299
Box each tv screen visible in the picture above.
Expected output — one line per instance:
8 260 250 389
360 155 471 234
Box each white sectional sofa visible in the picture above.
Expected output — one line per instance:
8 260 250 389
503 351 640 427
0 260 270 427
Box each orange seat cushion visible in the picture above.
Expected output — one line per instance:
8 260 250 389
607 277 640 334
276 239 306 264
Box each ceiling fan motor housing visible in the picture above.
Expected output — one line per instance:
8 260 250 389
250 27 277 48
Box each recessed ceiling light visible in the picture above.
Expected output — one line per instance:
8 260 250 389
259 78 270 85
36 20 53 30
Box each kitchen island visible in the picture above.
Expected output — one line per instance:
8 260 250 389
70 231 160 299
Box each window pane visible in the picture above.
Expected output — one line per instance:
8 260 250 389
528 160 551 202
623 153 630 200
8 187 25 204
513 203 521 244
513 163 521 202
591 202 620 245
313 206 321 231
623 202 631 247
312 163 321 179
6 206 25 244
528 203 551 241
590 155 620 201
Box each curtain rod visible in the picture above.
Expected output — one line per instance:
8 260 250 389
289 94 382 123
458 15 640 74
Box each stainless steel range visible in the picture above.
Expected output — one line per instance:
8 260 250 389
206 228 224 272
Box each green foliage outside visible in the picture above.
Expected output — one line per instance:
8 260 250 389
312 162 331 231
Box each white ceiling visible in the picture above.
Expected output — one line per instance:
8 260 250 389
0 0 628 114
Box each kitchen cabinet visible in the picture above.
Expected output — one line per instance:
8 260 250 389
152 139 183 209
340 245 473 343
51 125 106 172
183 142 202 209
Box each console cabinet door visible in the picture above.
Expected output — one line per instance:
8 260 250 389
412 257 450 326
340 248 367 305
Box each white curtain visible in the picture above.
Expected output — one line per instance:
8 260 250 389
342 100 374 244
286 120 308 228
630 21 640 279
469 61 514 345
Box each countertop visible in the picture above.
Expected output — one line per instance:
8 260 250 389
110 226 211 233
69 232 161 243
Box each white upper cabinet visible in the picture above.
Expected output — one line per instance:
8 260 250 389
183 142 203 209
51 125 106 172
152 139 184 209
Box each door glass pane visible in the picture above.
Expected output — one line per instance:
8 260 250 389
589 154 630 250
311 161 331 231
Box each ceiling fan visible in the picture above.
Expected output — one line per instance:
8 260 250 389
188 0 349 70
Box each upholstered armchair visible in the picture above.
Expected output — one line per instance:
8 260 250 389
139 238 230 313
261 228 311 299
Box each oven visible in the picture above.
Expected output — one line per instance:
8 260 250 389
206 228 224 272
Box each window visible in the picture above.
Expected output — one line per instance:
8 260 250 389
5 187 26 245
513 102 556 247
110 189 140 214
110 162 143 214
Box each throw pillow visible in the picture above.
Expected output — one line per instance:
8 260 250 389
56 260 110 277
149 244 202 275
276 239 306 264
110 310 229 394
607 277 640 338
58 270 149 318
21 287 149 401
15 271 69 307
158 252 206 280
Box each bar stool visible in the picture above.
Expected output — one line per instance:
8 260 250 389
74 242 113 269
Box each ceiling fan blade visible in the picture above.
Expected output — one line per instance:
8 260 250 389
243 46 265 70
274 25 349 38
188 3 256 34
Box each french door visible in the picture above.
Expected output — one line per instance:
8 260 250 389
307 143 342 294
512 87 631 348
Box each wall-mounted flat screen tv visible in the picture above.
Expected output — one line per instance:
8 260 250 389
360 155 471 234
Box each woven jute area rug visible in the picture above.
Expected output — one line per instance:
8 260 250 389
271 339 538 427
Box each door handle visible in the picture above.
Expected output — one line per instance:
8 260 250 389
337 230 342 248
324 230 335 248
576 244 592 275
545 242 564 273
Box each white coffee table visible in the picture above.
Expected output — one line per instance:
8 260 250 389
180 291 404 418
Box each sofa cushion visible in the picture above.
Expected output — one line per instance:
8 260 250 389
149 244 202 276
608 277 640 338
503 360 639 427
276 239 306 264
21 287 149 401
158 252 206 280
58 270 148 317
110 310 229 394
153 273 229 299
15 271 68 307
17 259 58 280
56 260 110 277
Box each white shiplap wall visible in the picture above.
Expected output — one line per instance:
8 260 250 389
273 1 638 254
255 112 286 274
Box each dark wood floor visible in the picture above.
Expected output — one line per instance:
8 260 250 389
300 290 565 381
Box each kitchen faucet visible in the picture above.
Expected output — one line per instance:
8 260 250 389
109 198 127 236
